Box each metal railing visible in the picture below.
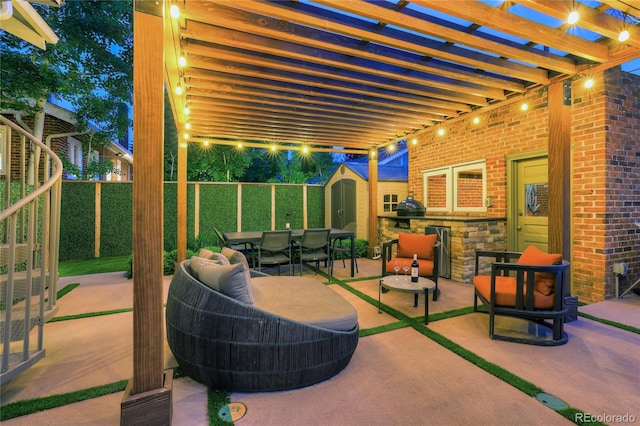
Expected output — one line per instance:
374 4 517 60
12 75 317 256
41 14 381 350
0 115 62 385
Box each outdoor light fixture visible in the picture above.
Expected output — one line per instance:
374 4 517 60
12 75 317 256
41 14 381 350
237 142 243 149
412 138 418 145
178 56 187 67
170 5 180 19
271 144 277 151
567 10 579 25
437 127 445 136
203 140 209 147
183 132 189 140
619 13 630 42
387 144 396 152
473 116 480 125
183 107 190 115
521 102 529 111
301 145 309 154
175 85 182 95
185 122 191 130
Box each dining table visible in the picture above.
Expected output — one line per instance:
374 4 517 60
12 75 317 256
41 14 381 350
223 228 356 277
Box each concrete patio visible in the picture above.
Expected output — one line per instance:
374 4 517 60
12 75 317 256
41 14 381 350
1 257 638 425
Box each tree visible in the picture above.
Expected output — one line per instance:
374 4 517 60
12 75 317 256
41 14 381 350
1 1 133 171
187 143 254 182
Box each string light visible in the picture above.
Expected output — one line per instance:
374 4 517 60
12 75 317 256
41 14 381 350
185 122 191 130
370 150 376 158
178 56 187 68
170 5 180 19
619 29 630 42
183 107 190 115
437 127 445 136
203 140 209 147
237 142 243 149
387 144 396 152
472 116 480 125
567 10 579 25
584 77 594 89
175 85 182 95
183 132 189 140
412 138 418 145
271 144 277 151
521 102 529 111
301 145 310 154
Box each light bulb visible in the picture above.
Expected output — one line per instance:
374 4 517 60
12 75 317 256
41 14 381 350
271 144 277 151
185 122 191 129
175 85 182 95
618 29 630 42
584 78 594 89
302 146 309 154
567 11 579 25
412 138 417 145
183 107 190 115
178 56 187 67
170 5 180 19
387 144 396 152
473 116 480 125
437 128 445 136
521 103 529 111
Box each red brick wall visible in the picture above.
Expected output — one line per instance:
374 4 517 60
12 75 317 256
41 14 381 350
409 67 640 302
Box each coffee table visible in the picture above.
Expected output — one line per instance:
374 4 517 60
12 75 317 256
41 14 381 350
378 275 436 325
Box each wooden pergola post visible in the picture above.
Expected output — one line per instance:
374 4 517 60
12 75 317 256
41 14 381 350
548 81 575 316
367 152 379 257
177 144 187 262
121 2 172 424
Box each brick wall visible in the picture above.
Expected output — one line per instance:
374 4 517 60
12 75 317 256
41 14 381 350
408 67 640 302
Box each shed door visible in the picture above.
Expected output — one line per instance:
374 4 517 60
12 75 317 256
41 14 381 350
331 179 356 229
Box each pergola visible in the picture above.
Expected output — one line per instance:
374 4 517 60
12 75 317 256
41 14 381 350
126 1 640 422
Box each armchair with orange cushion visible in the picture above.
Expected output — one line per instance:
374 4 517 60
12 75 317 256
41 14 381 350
473 245 570 346
381 232 440 300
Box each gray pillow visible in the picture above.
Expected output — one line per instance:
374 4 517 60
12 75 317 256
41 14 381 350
198 262 254 305
198 248 228 262
221 247 249 269
190 255 229 279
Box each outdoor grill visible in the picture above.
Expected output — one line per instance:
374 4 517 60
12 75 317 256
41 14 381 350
396 196 425 217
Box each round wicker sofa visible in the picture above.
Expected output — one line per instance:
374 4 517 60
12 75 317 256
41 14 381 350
166 260 359 392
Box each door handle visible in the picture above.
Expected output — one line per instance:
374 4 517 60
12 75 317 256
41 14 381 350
517 226 522 230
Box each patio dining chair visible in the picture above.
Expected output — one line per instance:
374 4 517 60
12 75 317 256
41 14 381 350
213 226 255 266
298 228 332 277
256 230 293 275
330 222 359 277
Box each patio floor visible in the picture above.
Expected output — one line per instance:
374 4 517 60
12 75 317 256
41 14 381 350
1 258 638 425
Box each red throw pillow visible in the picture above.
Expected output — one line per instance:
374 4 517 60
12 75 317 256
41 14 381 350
397 233 437 260
517 245 562 296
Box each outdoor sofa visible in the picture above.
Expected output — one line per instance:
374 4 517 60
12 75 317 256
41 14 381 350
165 247 359 392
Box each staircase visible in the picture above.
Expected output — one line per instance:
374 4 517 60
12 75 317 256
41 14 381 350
0 115 62 385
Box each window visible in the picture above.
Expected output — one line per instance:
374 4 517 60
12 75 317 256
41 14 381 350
423 160 487 213
67 137 83 179
383 194 399 212
0 125 7 175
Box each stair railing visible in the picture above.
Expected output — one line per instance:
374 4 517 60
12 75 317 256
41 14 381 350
0 115 62 385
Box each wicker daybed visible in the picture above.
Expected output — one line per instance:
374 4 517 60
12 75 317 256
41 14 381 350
166 254 359 392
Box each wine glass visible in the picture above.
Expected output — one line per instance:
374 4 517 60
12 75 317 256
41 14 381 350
393 260 400 278
402 265 409 276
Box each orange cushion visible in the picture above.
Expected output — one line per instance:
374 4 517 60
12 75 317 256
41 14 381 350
473 275 554 310
397 233 436 260
386 258 434 277
517 245 562 296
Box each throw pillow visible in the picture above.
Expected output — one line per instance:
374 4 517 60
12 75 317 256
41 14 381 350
517 245 562 295
198 262 254 305
189 255 229 279
397 233 437 260
221 247 250 269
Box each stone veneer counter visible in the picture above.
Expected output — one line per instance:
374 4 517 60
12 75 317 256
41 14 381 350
378 215 507 283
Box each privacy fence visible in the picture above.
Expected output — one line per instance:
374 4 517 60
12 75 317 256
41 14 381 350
60 181 325 261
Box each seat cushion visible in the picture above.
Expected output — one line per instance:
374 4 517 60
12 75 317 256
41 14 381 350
386 258 434 277
195 261 254 305
251 276 358 331
397 233 436 260
221 247 250 269
517 245 562 296
473 275 554 310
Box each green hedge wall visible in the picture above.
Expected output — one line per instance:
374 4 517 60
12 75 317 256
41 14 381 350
275 185 303 230
58 182 326 260
241 184 272 232
60 182 95 261
307 185 325 228
199 183 238 238
100 182 132 257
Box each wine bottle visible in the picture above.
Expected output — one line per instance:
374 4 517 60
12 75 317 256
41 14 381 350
411 254 419 282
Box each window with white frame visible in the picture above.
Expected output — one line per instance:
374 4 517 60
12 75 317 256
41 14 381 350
0 125 7 175
423 160 486 213
67 137 83 179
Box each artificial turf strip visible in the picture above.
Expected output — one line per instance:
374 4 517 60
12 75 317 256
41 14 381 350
0 379 129 421
58 255 131 277
578 312 640 335
359 321 409 337
56 283 80 299
48 307 133 322
207 389 233 426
